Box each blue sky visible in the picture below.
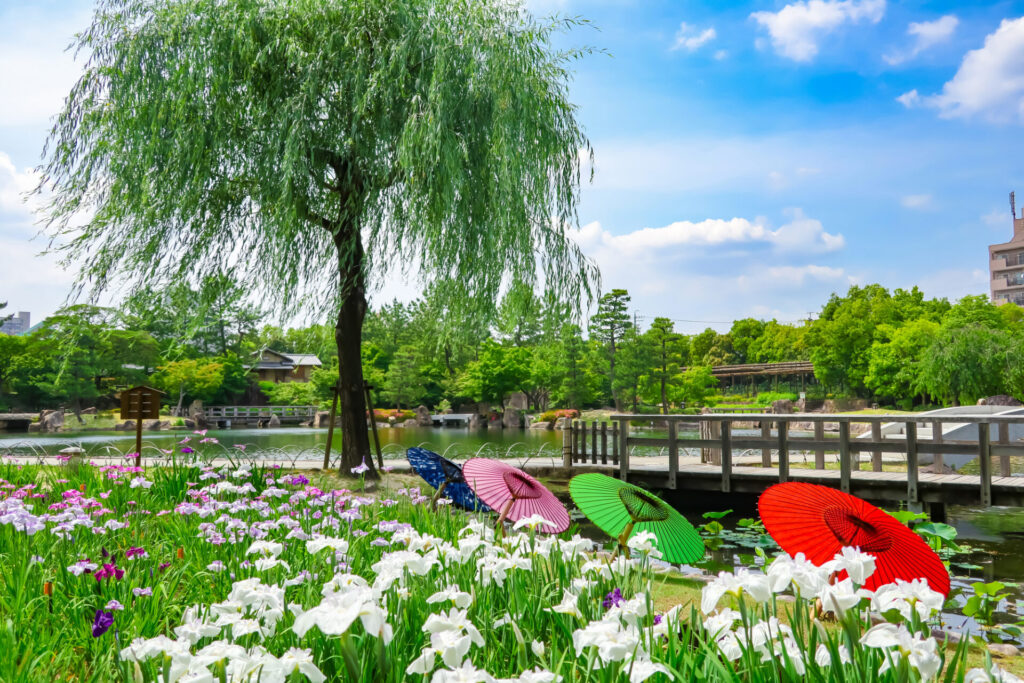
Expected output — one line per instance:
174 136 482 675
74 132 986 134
2 0 1024 332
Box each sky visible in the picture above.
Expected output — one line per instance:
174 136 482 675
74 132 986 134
2 0 1024 333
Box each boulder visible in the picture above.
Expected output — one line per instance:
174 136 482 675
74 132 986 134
314 410 333 428
27 423 42 433
554 417 568 430
506 392 528 412
115 420 136 431
979 395 1023 407
770 399 793 415
468 413 482 429
40 410 64 432
988 643 1019 658
402 419 418 428
503 410 522 429
144 419 162 431
183 418 196 429
414 405 432 427
268 414 281 428
82 407 97 415
530 419 552 429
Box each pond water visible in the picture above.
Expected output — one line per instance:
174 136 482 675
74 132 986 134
0 425 565 463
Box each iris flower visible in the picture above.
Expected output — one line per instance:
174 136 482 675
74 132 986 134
92 609 114 637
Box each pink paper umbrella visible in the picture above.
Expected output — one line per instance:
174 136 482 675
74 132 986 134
462 459 570 534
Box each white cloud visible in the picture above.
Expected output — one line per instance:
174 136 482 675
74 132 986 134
761 264 848 283
714 50 729 61
900 193 932 209
750 0 885 62
916 17 1024 123
671 23 717 52
884 15 958 65
571 209 844 255
0 152 39 215
896 89 921 108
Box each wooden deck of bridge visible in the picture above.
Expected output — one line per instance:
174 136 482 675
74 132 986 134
562 413 1024 511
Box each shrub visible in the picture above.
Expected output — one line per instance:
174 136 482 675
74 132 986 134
537 408 579 422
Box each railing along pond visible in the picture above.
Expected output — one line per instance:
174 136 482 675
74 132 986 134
563 413 1024 508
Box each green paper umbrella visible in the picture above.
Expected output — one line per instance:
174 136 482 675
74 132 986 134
569 473 705 564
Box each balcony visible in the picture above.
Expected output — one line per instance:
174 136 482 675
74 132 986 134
993 252 1024 271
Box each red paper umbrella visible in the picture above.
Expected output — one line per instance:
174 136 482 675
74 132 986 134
462 459 570 534
758 482 949 596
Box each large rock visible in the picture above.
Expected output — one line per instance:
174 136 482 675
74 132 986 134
82 407 97 415
530 419 552 429
115 420 136 431
183 418 196 429
268 414 281 428
506 392 528 412
40 410 64 432
314 410 333 428
402 419 418 428
503 409 522 429
414 405 432 427
27 423 42 433
144 419 162 431
770 399 793 415
468 413 482 429
979 395 1023 407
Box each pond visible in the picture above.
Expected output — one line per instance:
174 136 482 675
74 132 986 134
0 425 566 464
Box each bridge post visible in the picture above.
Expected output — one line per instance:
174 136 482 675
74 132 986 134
839 421 851 493
871 422 883 472
777 421 789 483
611 422 619 465
562 422 572 468
591 421 598 465
720 420 732 493
999 422 1011 478
906 421 918 504
667 420 678 489
618 418 629 482
600 423 608 465
760 421 771 468
979 423 992 507
931 419 943 473
814 421 825 469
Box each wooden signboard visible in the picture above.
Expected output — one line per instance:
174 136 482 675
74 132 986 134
120 386 164 467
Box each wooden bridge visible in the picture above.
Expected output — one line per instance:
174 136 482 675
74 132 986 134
561 413 1024 516
203 405 316 427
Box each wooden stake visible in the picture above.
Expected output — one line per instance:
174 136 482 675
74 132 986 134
135 415 143 468
364 383 384 470
322 380 340 470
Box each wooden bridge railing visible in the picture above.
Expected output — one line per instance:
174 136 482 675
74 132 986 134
204 405 316 419
564 413 1024 507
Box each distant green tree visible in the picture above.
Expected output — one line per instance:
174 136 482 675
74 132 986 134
383 346 426 410
689 328 718 365
919 326 1010 406
459 341 532 413
728 318 765 364
553 324 593 410
613 326 653 413
678 366 718 407
42 0 597 475
590 289 632 410
497 283 543 347
864 320 939 406
644 318 687 414
153 358 228 413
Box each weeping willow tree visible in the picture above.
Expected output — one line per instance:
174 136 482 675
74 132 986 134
40 0 599 476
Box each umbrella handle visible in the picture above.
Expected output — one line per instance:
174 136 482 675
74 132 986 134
612 521 636 559
431 479 450 510
495 498 515 536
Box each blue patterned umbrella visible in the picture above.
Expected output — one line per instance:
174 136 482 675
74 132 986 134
406 447 490 512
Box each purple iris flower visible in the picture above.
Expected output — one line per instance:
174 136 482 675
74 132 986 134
92 609 114 637
180 446 194 454
602 588 625 609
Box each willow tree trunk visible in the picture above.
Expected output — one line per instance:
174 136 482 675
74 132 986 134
333 221 378 479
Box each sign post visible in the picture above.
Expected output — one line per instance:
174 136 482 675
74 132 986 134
120 386 163 468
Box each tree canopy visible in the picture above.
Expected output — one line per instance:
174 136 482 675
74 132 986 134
41 0 598 473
